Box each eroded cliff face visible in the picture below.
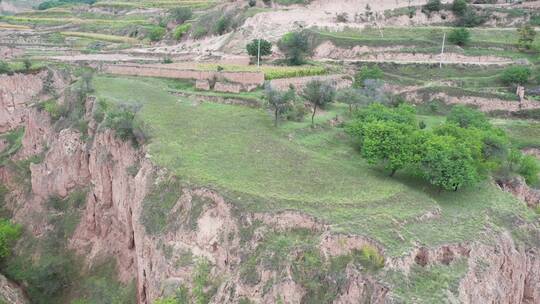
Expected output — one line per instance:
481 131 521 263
1 71 539 304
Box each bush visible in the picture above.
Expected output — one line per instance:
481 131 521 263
501 66 531 86
248 0 256 7
0 220 21 260
452 0 468 16
354 66 384 88
169 7 192 24
447 105 490 129
246 39 272 58
0 61 12 75
424 0 442 12
278 31 312 65
448 28 471 46
148 27 166 42
456 9 486 27
518 155 539 185
517 24 537 50
102 104 147 146
173 23 191 40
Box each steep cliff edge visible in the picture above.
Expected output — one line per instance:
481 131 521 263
0 71 539 303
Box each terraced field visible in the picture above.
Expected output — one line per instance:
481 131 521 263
94 75 537 258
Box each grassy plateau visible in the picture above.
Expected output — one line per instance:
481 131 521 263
93 75 538 258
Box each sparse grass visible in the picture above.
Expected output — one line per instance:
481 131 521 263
94 75 538 259
386 259 468 303
94 0 217 9
492 119 540 149
60 31 139 44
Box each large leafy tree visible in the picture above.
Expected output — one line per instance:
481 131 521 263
246 39 273 59
361 121 416 176
301 80 336 127
417 134 480 191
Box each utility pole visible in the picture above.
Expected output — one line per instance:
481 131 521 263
439 32 446 69
257 38 261 68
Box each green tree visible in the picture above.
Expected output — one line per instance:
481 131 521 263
417 134 480 191
265 84 295 126
424 0 442 12
448 28 471 46
361 121 416 176
246 39 272 59
0 219 20 260
278 31 311 65
354 66 383 88
301 80 336 127
346 103 417 148
517 24 537 50
452 0 468 16
169 7 192 24
501 66 531 86
447 105 490 129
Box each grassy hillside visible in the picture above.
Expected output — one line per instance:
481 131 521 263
93 75 538 258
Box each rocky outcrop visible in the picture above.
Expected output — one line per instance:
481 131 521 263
0 70 68 132
498 176 540 209
0 273 28 304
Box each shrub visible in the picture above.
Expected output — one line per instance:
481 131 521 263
278 31 312 65
148 27 166 42
0 219 21 260
517 24 537 50
0 61 12 75
214 15 232 35
452 0 468 16
169 7 192 24
246 39 272 58
248 0 256 7
354 65 384 88
447 105 490 129
501 66 531 86
37 99 67 122
424 0 442 12
456 9 486 27
23 58 32 71
518 155 539 185
336 12 348 23
358 245 385 270
102 104 147 146
173 23 191 40
448 28 471 46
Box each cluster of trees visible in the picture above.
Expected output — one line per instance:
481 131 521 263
346 104 539 191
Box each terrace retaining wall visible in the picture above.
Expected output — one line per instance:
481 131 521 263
102 64 264 92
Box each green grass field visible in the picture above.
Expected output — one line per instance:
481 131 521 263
93 75 538 259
